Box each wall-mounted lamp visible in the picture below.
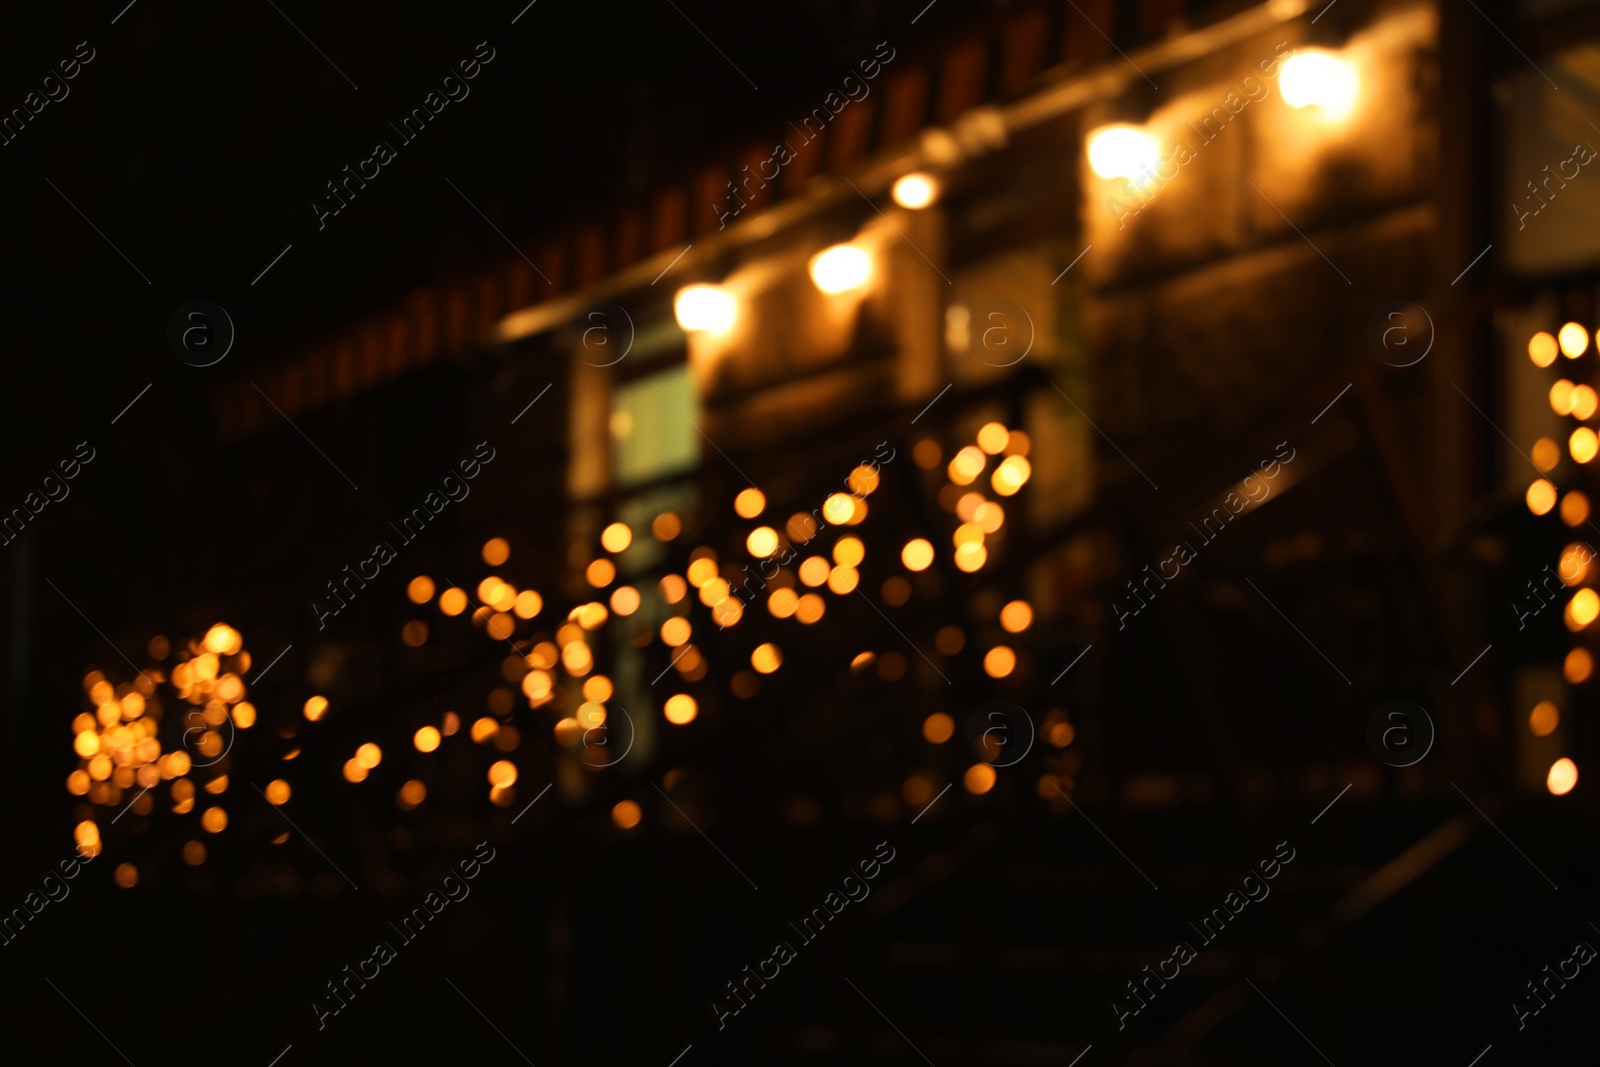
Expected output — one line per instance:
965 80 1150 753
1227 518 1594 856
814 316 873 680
809 244 873 294
892 173 940 209
1280 50 1358 119
674 284 736 334
1086 124 1160 181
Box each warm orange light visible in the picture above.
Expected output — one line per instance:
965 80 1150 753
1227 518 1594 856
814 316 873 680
999 600 1034 633
768 588 798 618
356 743 382 769
1560 543 1592 586
1530 700 1560 737
482 537 511 566
949 446 986 486
664 694 698 724
675 283 737 334
1551 379 1576 415
795 593 825 623
1533 437 1562 472
1528 479 1558 516
303 695 329 722
923 712 955 743
983 646 1017 678
660 574 688 604
264 779 291 805
799 556 831 586
398 779 427 809
687 557 719 588
955 542 988 572
203 624 242 655
734 488 766 519
847 465 881 496
470 717 498 743
488 760 517 787
833 536 865 567
652 512 682 541
610 585 641 615
439 588 468 616
414 726 441 752
1565 647 1593 683
201 806 228 833
1529 331 1559 367
964 763 997 794
902 538 935 572
114 863 138 889
183 841 206 865
661 617 692 647
1548 757 1579 795
1563 491 1591 526
612 800 643 829
1576 385 1600 420
1560 322 1589 358
977 422 1010 455
809 244 873 295
601 522 633 553
826 565 859 594
751 643 783 674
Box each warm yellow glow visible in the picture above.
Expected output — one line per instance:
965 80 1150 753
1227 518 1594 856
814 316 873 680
1561 543 1591 586
848 465 881 497
1087 124 1160 180
822 493 855 524
660 574 688 604
664 694 698 724
747 526 780 557
751 642 783 674
1280 50 1359 118
976 422 1010 455
809 244 873 294
66 769 89 795
1530 700 1560 736
1575 385 1600 420
1551 379 1576 415
440 588 468 615
1530 331 1559 367
992 455 1031 496
303 695 329 722
601 522 633 553
356 742 383 769
74 730 99 758
612 800 643 829
949 446 986 485
1548 757 1579 795
201 806 228 833
902 538 935 572
923 712 954 743
1566 647 1594 683
203 624 241 655
827 565 859 594
955 542 988 572
563 640 594 675
973 501 1005 533
1560 321 1590 358
796 593 826 623
833 536 865 567
1572 427 1598 463
984 645 1017 678
482 537 511 565
892 172 938 209
674 283 736 333
587 558 617 587
964 763 997 794
1533 437 1562 472
407 726 439 754
264 779 291 805
471 717 498 744
1528 479 1558 516
488 759 517 787
687 557 719 588
953 522 985 548
699 577 731 607
1568 587 1600 629
397 779 427 809
999 600 1034 633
